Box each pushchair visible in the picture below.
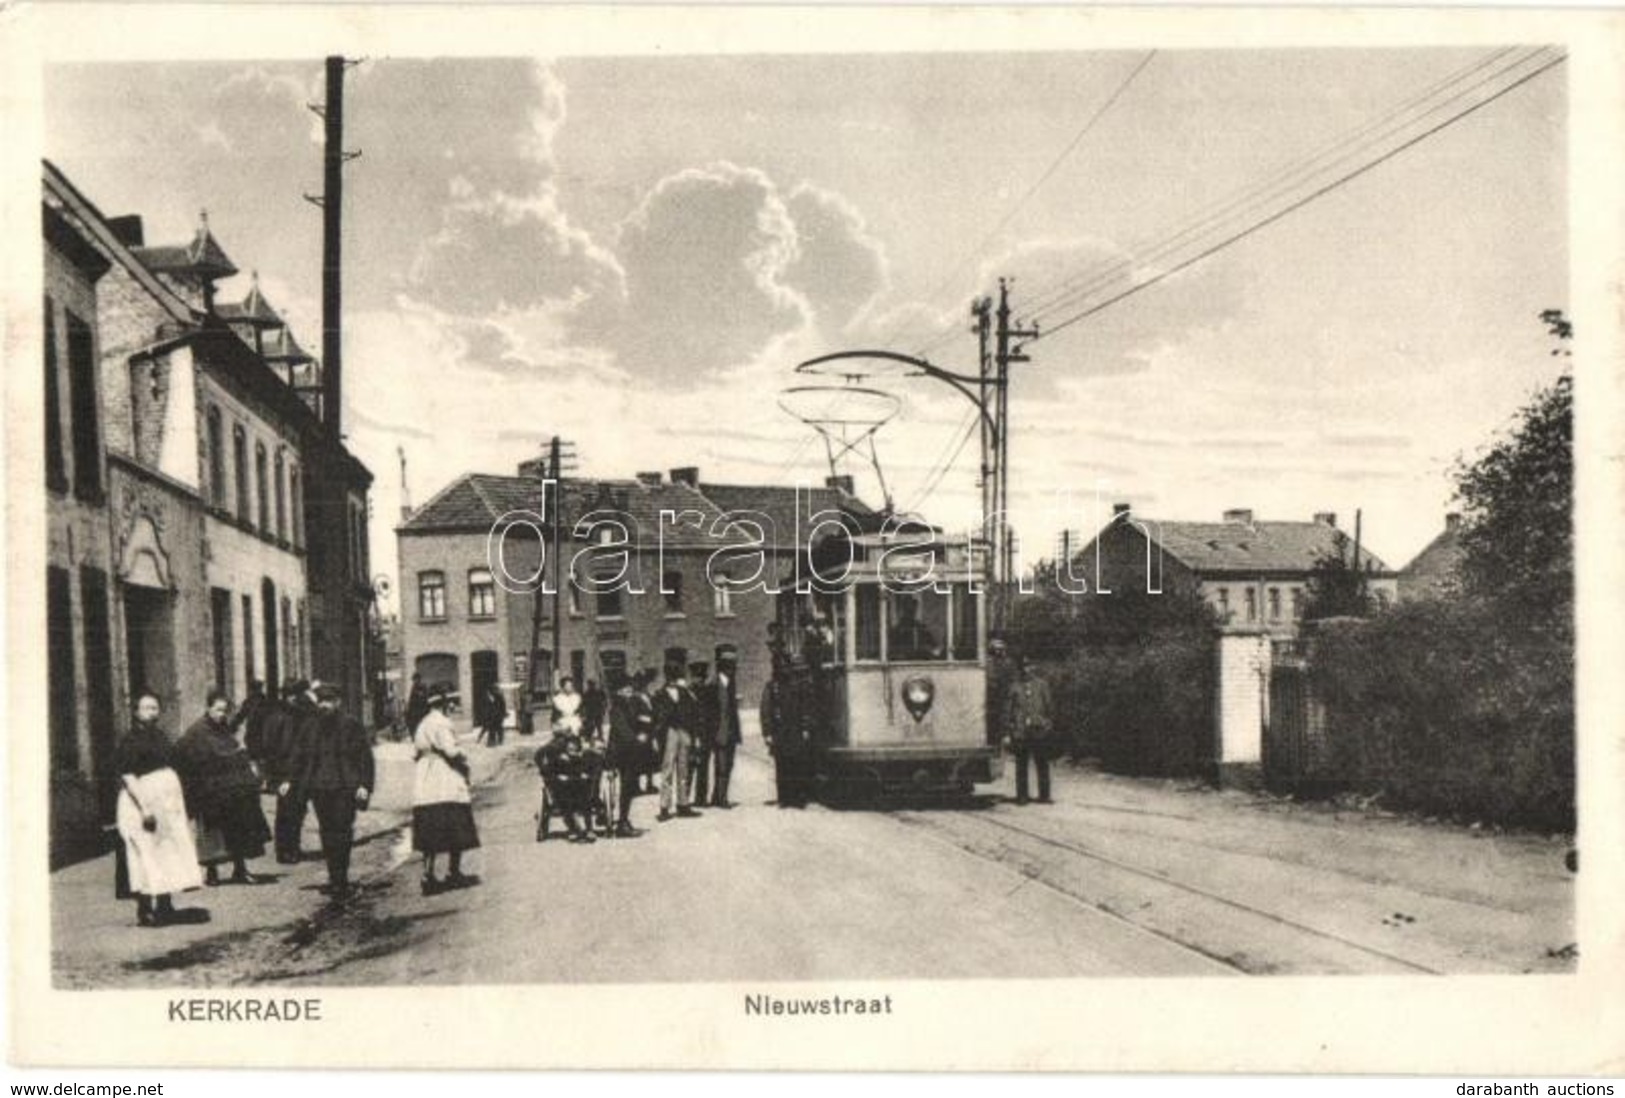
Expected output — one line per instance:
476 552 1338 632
534 735 614 842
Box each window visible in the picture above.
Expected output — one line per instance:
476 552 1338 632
854 585 882 662
713 584 733 617
951 584 979 661
255 443 269 530
890 589 948 661
1268 587 1282 621
233 425 250 520
1292 588 1305 620
1243 587 1258 623
241 593 255 688
65 310 101 502
596 587 623 620
662 570 684 614
1216 587 1230 618
468 568 496 618
47 567 76 771
210 588 234 695
289 466 302 548
419 571 447 620
274 449 287 540
45 297 67 493
207 407 226 509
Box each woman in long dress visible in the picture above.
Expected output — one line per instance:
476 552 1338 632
177 689 272 886
113 692 204 927
412 685 480 895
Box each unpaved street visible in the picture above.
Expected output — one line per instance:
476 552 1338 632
52 722 1575 988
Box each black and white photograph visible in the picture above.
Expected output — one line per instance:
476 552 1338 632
6 1 1624 1077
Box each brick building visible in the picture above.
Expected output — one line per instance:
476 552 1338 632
42 161 371 863
1072 505 1398 637
397 463 875 729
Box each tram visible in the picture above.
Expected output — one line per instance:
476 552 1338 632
774 525 1001 799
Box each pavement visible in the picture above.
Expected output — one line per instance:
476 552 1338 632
49 733 514 988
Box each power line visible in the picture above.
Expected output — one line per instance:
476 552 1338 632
1035 49 1565 343
882 51 1158 356
1024 46 1544 322
906 411 981 514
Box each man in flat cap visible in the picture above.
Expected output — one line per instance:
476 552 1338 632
281 682 375 899
265 678 313 864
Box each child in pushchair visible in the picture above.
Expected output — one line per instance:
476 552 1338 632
534 726 604 843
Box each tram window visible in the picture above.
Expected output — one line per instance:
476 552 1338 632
951 585 979 661
854 585 881 662
890 589 948 661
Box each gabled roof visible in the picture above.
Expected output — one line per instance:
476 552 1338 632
400 474 754 551
1084 516 1392 576
698 483 880 549
262 325 315 366
133 217 238 280
218 273 284 328
1400 519 1464 596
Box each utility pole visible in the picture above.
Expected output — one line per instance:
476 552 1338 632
305 57 361 433
972 296 994 588
524 436 577 727
993 278 1038 632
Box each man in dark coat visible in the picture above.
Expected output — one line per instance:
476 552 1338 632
601 672 646 838
280 682 375 899
762 666 812 809
1004 656 1056 805
709 645 743 808
265 678 312 864
686 661 715 807
633 669 659 794
233 680 270 770
581 679 607 740
986 638 1013 748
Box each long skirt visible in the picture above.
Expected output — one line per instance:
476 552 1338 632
116 768 204 896
194 789 272 865
411 802 480 855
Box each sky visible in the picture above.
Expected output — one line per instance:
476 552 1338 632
44 48 1568 603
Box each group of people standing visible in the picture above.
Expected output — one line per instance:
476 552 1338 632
112 678 376 927
533 646 744 842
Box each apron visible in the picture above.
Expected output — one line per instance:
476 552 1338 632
115 768 204 895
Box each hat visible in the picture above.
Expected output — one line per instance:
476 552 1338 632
989 638 1008 654
313 681 342 701
715 643 739 664
282 677 307 698
426 683 451 706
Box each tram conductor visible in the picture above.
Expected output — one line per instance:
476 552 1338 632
1004 656 1056 805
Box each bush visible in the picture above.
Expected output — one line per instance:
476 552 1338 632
1306 599 1573 831
1048 626 1215 777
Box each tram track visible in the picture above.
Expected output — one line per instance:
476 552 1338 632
892 806 1445 976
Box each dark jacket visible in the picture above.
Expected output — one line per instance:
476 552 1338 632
760 679 809 756
711 671 742 748
234 692 271 761
1005 675 1055 748
175 715 261 819
651 683 700 740
288 708 376 793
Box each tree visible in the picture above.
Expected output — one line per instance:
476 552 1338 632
1453 313 1572 638
1302 547 1373 622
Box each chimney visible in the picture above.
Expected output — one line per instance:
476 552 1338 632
107 215 145 248
1314 512 1337 527
1223 508 1254 525
1445 512 1462 533
1113 502 1131 518
826 474 855 495
669 466 699 488
636 471 663 487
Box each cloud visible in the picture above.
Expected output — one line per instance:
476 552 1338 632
780 182 889 334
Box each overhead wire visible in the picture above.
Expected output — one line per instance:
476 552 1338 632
1016 45 1531 319
1032 49 1566 342
879 50 1158 358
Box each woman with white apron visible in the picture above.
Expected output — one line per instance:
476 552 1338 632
113 692 205 927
